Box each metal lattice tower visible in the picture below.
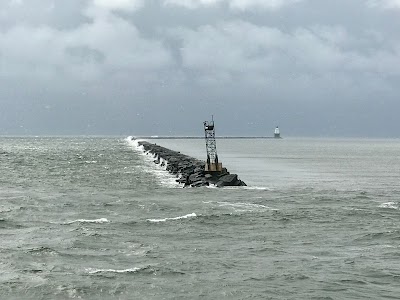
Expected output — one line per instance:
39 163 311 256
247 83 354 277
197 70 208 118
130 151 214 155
203 116 221 172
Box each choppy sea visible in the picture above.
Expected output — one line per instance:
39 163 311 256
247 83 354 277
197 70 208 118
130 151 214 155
1 136 400 299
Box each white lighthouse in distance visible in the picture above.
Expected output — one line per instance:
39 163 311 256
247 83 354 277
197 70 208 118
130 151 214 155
274 126 281 138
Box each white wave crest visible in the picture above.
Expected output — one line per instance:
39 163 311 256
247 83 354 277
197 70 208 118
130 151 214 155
125 136 143 151
147 213 197 223
125 136 179 188
243 186 271 191
85 160 98 164
64 218 110 225
217 201 270 210
86 267 142 274
379 202 399 210
203 201 277 212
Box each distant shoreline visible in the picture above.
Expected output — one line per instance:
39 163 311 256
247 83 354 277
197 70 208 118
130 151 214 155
134 136 282 140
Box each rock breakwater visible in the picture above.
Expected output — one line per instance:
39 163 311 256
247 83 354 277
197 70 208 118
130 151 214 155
138 141 246 188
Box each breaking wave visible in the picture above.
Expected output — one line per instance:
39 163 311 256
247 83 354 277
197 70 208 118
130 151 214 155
147 213 197 223
63 218 110 225
217 201 271 210
125 136 142 150
379 202 399 210
243 186 271 191
203 201 277 212
125 137 168 169
125 136 180 188
85 267 146 274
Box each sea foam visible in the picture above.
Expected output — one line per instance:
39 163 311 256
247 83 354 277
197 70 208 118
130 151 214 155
125 136 142 150
125 136 180 188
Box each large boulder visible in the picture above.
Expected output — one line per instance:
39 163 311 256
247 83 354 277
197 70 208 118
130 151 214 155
189 173 203 183
191 180 209 187
215 174 246 187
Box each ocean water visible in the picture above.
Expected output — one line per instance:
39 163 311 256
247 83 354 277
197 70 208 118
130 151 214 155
1 136 400 299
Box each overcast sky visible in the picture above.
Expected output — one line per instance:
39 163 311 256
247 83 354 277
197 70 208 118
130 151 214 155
1 0 399 137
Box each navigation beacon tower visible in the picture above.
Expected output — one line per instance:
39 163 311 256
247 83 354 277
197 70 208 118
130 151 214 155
203 116 222 173
274 126 281 138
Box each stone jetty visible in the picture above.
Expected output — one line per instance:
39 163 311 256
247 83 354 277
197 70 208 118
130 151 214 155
138 141 247 188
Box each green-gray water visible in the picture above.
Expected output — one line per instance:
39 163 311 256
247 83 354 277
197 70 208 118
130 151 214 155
1 137 399 299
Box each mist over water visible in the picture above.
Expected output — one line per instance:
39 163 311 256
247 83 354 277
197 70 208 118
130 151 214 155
1 136 400 299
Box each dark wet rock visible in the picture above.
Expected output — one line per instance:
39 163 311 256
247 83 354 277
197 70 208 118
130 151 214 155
138 141 246 188
191 180 209 187
176 178 187 184
215 174 247 187
189 173 203 183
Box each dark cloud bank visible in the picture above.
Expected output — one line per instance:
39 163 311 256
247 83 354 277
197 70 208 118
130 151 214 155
0 0 399 137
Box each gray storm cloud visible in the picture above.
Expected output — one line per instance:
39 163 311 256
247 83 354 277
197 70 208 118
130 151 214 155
367 0 400 9
1 1 172 82
0 0 399 136
163 0 303 10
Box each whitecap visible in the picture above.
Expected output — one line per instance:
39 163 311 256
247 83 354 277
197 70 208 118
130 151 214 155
217 201 270 210
207 201 278 212
85 160 97 164
218 186 270 190
243 186 271 191
147 213 197 223
63 218 110 225
85 267 142 274
379 202 399 210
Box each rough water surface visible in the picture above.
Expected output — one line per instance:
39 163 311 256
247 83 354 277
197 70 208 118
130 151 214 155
0 136 400 299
